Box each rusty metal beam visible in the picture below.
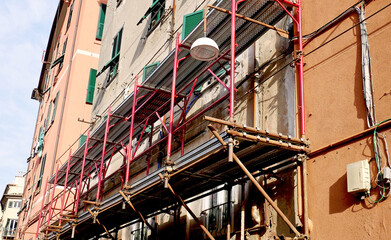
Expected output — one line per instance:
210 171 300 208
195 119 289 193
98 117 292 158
158 174 215 240
119 190 154 230
208 125 303 237
87 208 114 239
205 116 307 145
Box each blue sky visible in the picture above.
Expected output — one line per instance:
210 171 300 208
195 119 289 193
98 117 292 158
0 0 58 194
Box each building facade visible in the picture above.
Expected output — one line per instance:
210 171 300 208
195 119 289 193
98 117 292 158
0 173 25 239
18 0 103 239
20 0 391 240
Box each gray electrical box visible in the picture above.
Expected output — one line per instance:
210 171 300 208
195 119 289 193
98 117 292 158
347 160 371 194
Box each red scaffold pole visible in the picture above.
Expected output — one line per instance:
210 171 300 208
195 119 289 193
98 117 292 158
166 33 180 165
230 0 236 121
36 177 49 239
75 130 90 211
125 76 138 184
97 107 111 200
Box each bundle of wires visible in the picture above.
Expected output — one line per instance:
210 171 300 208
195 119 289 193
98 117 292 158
367 118 391 203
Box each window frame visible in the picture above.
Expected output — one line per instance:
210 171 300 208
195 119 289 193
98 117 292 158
147 0 165 34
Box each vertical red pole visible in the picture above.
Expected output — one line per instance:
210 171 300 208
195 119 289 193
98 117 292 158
126 76 138 184
46 166 59 227
147 124 154 175
297 0 305 137
36 177 49 239
60 149 72 225
229 0 236 122
75 130 90 212
97 107 110 200
166 33 180 164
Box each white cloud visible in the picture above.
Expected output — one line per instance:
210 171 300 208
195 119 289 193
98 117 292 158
0 0 58 194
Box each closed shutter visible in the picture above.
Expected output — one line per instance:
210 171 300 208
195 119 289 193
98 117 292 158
45 102 52 132
79 135 87 147
51 91 60 123
86 69 97 104
182 10 204 40
142 62 160 82
96 4 106 40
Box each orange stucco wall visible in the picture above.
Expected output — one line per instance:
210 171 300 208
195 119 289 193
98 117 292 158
19 0 101 239
303 0 391 239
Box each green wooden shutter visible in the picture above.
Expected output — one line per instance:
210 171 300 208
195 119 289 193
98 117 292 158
182 10 204 40
142 62 160 81
36 154 46 191
79 135 87 147
86 69 97 104
51 91 60 123
96 4 106 40
45 102 52 132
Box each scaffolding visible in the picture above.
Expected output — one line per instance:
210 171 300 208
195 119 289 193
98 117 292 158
36 0 308 239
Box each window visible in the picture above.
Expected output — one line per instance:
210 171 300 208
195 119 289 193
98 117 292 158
66 1 74 30
4 219 17 237
36 154 46 191
182 10 204 40
51 91 60 123
86 69 97 104
8 201 21 209
44 102 52 132
137 0 165 32
96 4 106 40
36 127 44 157
142 62 160 82
201 191 231 233
109 28 123 78
95 28 123 82
131 227 147 240
58 38 68 70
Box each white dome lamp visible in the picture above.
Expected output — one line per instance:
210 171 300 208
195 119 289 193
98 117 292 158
190 37 219 61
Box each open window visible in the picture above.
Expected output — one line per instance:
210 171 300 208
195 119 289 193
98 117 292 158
137 0 165 33
35 154 46 192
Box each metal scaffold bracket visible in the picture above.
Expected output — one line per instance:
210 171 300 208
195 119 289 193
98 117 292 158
119 190 154 230
158 173 216 240
207 124 306 238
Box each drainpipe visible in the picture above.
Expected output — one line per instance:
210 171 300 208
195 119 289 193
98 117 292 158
48 0 83 199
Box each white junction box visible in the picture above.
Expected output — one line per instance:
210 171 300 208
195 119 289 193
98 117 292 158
347 160 371 194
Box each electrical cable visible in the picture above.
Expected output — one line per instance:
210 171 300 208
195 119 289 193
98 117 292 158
238 1 391 101
367 118 391 203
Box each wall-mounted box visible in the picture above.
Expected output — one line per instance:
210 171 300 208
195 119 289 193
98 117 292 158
347 160 371 194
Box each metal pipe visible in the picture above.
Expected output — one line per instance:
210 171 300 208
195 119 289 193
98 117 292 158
36 177 49 239
298 0 305 137
296 164 303 223
204 116 305 144
240 183 245 240
166 33 180 165
302 156 309 236
209 126 302 236
119 190 154 230
208 5 289 38
230 0 236 121
227 129 304 152
309 120 391 157
97 106 111 200
126 76 138 184
158 174 216 240
75 130 90 212
47 166 59 227
60 149 72 225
